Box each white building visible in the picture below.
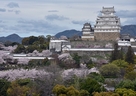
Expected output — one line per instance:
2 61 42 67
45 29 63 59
118 40 131 46
94 7 121 41
49 38 71 52
81 23 94 41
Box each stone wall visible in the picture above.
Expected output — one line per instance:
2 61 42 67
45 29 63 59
69 51 112 58
82 38 94 41
94 32 120 41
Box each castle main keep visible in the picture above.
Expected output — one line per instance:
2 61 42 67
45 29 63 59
82 7 121 41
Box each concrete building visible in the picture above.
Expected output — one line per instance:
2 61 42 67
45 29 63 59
81 23 94 41
94 7 121 41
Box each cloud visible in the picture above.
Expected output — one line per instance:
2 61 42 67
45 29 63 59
0 20 2 23
8 10 14 12
0 8 6 12
7 2 19 8
45 14 69 21
123 18 136 25
15 10 21 14
116 10 136 25
72 20 94 25
116 10 136 18
48 10 59 12
12 19 67 36
8 9 20 14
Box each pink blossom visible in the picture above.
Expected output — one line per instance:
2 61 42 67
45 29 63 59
42 50 52 57
58 53 72 61
0 43 4 48
2 45 17 52
94 45 101 48
0 57 6 64
17 58 30 65
105 43 112 48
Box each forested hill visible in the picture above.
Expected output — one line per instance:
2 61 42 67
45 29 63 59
121 25 136 36
55 29 82 38
0 34 22 43
55 25 136 38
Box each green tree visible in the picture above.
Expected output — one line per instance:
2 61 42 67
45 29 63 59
72 53 81 68
133 79 136 91
22 37 29 45
42 58 50 66
0 79 10 96
93 92 119 96
38 35 45 44
52 84 89 96
111 59 129 77
52 84 67 96
125 71 136 80
80 78 103 96
99 64 120 78
115 88 136 96
86 59 95 69
80 90 90 96
116 80 134 90
88 72 105 83
7 79 39 96
110 42 120 62
25 45 38 53
111 59 128 68
125 46 135 64
14 44 26 53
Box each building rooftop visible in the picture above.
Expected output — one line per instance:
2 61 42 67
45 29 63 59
101 6 115 13
84 23 91 26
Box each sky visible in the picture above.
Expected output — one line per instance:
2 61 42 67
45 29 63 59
0 0 136 37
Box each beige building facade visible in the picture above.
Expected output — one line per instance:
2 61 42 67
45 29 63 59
94 7 121 41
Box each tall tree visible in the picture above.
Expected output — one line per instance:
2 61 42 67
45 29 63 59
110 42 119 62
125 46 134 64
72 53 81 68
110 42 124 62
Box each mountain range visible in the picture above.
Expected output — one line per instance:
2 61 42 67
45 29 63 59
55 25 136 38
0 25 136 43
0 34 22 43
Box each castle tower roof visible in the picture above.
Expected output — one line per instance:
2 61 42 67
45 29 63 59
101 6 115 13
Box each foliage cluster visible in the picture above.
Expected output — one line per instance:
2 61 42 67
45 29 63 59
14 35 50 53
52 84 89 96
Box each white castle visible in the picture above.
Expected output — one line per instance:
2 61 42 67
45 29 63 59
82 7 121 41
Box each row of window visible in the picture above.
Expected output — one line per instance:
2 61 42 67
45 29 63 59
96 26 119 28
95 29 119 31
96 21 118 24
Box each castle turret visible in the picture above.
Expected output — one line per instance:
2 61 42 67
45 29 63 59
94 7 121 41
81 23 94 41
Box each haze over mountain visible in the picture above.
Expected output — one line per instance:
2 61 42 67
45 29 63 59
0 25 136 43
55 29 82 38
0 34 22 43
55 25 136 38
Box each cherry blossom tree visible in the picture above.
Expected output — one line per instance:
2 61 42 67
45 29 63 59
42 50 52 57
58 53 72 61
2 45 17 52
105 43 112 48
17 58 30 65
0 43 4 50
0 51 14 64
27 50 51 57
0 57 5 64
